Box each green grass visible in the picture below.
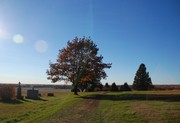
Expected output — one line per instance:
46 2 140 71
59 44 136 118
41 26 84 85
0 90 180 123
89 93 180 123
91 91 180 123
0 92 82 123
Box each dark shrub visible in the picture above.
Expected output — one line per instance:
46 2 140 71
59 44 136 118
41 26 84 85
103 83 110 91
94 87 101 91
97 83 104 91
47 93 54 96
111 82 119 92
120 82 131 91
0 84 16 101
105 83 110 88
103 87 110 91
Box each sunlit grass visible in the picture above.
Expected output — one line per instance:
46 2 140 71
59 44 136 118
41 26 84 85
0 90 180 123
0 92 76 123
88 91 180 123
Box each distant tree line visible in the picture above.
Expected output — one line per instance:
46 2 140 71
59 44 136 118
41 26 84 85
70 63 154 92
71 82 132 92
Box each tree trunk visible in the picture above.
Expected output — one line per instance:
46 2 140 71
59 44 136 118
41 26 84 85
73 84 78 95
74 90 78 95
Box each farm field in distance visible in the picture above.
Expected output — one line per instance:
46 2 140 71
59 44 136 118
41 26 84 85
0 89 180 123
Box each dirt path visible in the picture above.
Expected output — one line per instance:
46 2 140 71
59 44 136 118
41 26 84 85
45 95 99 123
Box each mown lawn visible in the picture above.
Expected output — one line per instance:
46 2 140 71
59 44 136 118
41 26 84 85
88 91 180 123
0 92 82 123
0 90 180 123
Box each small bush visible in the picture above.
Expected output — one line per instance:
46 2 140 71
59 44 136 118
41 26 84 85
111 82 119 92
0 84 16 101
47 93 54 96
103 83 110 91
103 87 111 91
120 82 131 91
97 83 103 91
94 87 101 92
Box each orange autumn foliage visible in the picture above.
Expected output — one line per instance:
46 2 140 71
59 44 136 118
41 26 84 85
47 37 111 94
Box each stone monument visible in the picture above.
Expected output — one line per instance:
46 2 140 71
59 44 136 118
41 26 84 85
17 82 23 99
26 87 40 100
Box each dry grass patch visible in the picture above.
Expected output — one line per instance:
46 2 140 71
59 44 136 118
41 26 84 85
45 96 99 123
131 103 162 122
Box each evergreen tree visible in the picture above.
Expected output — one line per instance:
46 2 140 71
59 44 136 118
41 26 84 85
119 82 131 91
105 83 110 88
111 82 119 91
133 63 153 90
103 83 110 91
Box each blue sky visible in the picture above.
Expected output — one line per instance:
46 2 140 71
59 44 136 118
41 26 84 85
0 0 180 85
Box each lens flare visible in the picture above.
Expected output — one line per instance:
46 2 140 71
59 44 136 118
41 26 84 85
13 34 24 44
35 40 48 53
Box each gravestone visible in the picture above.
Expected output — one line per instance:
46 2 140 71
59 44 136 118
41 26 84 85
26 87 40 100
17 82 23 99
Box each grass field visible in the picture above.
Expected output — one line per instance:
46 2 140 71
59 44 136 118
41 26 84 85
0 90 180 123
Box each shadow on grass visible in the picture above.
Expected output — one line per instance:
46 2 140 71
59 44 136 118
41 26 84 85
78 93 180 102
38 98 48 101
0 97 47 104
0 99 24 104
25 97 48 101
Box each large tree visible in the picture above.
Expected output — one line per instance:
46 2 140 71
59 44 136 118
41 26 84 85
47 37 112 95
133 63 153 90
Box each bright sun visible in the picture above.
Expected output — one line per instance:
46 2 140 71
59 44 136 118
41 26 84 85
0 28 11 40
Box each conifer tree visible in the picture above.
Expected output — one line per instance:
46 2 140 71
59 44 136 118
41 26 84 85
133 63 153 90
120 82 131 91
111 82 119 91
103 82 110 91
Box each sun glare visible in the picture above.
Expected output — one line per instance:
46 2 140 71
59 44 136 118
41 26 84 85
13 34 24 44
35 40 48 53
0 28 11 40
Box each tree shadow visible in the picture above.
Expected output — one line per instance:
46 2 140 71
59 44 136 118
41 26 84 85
78 93 180 102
